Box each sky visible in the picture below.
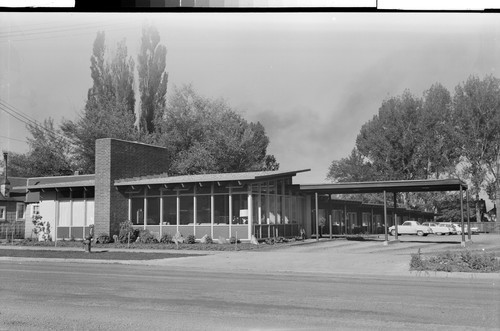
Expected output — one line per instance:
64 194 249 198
0 12 499 197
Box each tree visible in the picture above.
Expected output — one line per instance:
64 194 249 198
453 75 500 221
110 39 136 116
356 90 425 181
418 83 461 178
154 84 276 174
61 32 139 173
327 148 378 182
7 118 75 177
138 24 168 134
329 86 462 209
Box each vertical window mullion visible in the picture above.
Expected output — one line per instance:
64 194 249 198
193 185 197 236
159 189 163 239
143 188 147 229
211 183 214 238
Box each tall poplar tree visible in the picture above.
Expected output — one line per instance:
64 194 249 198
137 24 168 134
62 31 138 173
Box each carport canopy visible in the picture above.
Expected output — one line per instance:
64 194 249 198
300 178 470 246
300 178 468 194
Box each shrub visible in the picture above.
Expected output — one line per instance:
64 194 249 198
118 220 137 243
204 235 213 244
186 234 196 244
409 249 426 271
137 229 158 244
160 233 173 244
410 249 500 273
96 233 111 244
352 227 364 235
229 236 241 244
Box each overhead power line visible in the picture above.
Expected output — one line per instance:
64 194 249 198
0 19 142 43
0 134 27 143
0 99 78 146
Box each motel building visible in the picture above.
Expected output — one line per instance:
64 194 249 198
7 138 467 242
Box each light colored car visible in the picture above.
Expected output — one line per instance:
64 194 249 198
438 222 458 235
389 221 432 236
452 223 463 235
422 222 451 235
463 224 480 234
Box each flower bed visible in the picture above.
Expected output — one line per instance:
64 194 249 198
410 248 500 273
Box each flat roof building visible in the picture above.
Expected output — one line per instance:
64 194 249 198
11 138 467 242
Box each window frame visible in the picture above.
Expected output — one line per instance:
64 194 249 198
16 203 25 221
0 206 6 220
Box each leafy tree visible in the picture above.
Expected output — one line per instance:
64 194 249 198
453 75 500 220
356 90 425 181
138 24 168 134
327 148 378 183
330 87 461 209
7 118 75 177
61 32 139 173
262 155 280 171
154 84 276 174
110 39 136 116
418 83 461 178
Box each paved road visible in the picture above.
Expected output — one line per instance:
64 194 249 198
1 235 499 330
0 261 499 330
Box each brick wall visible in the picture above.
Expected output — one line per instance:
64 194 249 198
94 138 170 236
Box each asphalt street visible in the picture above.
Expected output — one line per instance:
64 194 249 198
0 235 499 330
0 261 498 330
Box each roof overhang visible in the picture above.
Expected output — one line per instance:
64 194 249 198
115 169 311 187
300 179 468 194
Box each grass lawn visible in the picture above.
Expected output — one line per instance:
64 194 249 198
0 249 197 260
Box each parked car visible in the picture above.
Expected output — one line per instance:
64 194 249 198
463 224 480 234
422 222 452 235
451 223 463 235
388 221 432 236
438 222 458 235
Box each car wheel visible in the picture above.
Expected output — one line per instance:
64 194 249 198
390 229 396 236
417 230 424 236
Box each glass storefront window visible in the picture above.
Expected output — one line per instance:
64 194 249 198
214 194 229 224
162 196 176 225
283 197 290 224
131 198 144 225
276 195 282 224
179 196 194 225
252 194 260 224
86 200 94 225
58 201 71 226
232 194 248 224
213 184 227 194
261 194 268 224
268 181 276 194
72 200 85 226
146 198 160 225
196 195 211 224
268 195 276 224
196 185 211 195
147 187 161 196
130 188 144 197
